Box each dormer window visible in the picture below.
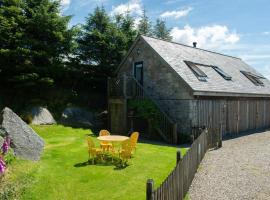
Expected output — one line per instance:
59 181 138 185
184 61 207 81
241 71 265 86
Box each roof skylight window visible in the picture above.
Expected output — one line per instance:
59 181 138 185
241 71 265 86
185 61 207 82
212 66 232 80
185 61 233 82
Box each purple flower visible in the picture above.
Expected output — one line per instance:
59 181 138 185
1 137 11 155
0 157 6 174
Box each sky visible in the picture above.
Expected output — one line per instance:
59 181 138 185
61 0 270 79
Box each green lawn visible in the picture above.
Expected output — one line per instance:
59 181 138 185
0 125 187 200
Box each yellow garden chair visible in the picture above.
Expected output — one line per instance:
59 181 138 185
86 136 102 164
130 132 139 153
119 139 133 165
99 130 113 151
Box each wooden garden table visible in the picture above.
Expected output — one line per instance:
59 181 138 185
97 135 129 152
97 135 129 142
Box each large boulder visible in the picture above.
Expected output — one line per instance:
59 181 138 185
0 135 3 148
60 107 95 128
30 106 56 125
0 107 44 161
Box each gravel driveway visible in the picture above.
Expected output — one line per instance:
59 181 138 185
189 130 270 200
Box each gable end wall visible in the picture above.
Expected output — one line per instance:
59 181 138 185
118 38 195 134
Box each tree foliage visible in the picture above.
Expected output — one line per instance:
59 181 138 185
0 2 173 112
77 6 137 76
153 19 172 41
137 9 152 36
115 12 138 50
0 0 75 90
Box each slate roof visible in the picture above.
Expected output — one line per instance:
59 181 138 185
141 35 270 97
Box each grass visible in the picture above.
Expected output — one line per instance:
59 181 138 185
0 125 188 200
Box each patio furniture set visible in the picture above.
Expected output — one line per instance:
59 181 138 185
86 130 139 165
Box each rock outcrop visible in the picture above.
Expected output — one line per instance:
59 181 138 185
0 135 3 148
60 107 94 128
30 106 56 125
0 107 44 160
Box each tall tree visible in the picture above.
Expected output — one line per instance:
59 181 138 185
0 0 25 85
153 19 172 41
0 0 75 90
77 6 127 76
115 12 137 49
137 9 152 36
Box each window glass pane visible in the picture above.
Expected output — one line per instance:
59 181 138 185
185 61 207 80
241 71 264 86
213 66 232 80
135 67 142 81
134 62 143 85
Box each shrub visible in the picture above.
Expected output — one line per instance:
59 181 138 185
128 99 161 127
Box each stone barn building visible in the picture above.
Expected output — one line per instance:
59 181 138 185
108 35 270 144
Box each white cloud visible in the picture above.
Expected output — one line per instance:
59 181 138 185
164 0 184 4
133 17 141 29
160 7 192 19
60 0 71 10
111 0 143 16
110 0 143 29
241 54 270 60
263 31 270 35
170 24 240 49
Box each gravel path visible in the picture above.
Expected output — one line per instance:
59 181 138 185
189 130 270 200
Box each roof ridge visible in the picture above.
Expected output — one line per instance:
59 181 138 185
141 35 241 60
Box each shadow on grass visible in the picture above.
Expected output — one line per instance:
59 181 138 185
73 157 130 170
74 161 92 167
139 138 190 149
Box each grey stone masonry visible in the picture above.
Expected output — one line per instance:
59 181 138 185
0 107 44 161
118 37 194 134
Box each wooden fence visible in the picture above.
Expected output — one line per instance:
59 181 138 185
146 128 219 200
192 99 270 137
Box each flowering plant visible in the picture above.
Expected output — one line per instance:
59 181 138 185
0 137 12 175
2 137 11 154
0 157 6 174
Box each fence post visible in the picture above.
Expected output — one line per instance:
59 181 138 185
191 134 195 143
218 124 223 148
172 123 178 144
146 179 154 200
176 149 181 164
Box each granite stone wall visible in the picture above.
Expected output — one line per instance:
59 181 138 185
118 38 195 134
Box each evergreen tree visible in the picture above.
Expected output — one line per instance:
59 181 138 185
153 19 172 41
137 9 152 36
77 6 127 76
0 0 75 90
0 0 25 85
115 12 137 49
